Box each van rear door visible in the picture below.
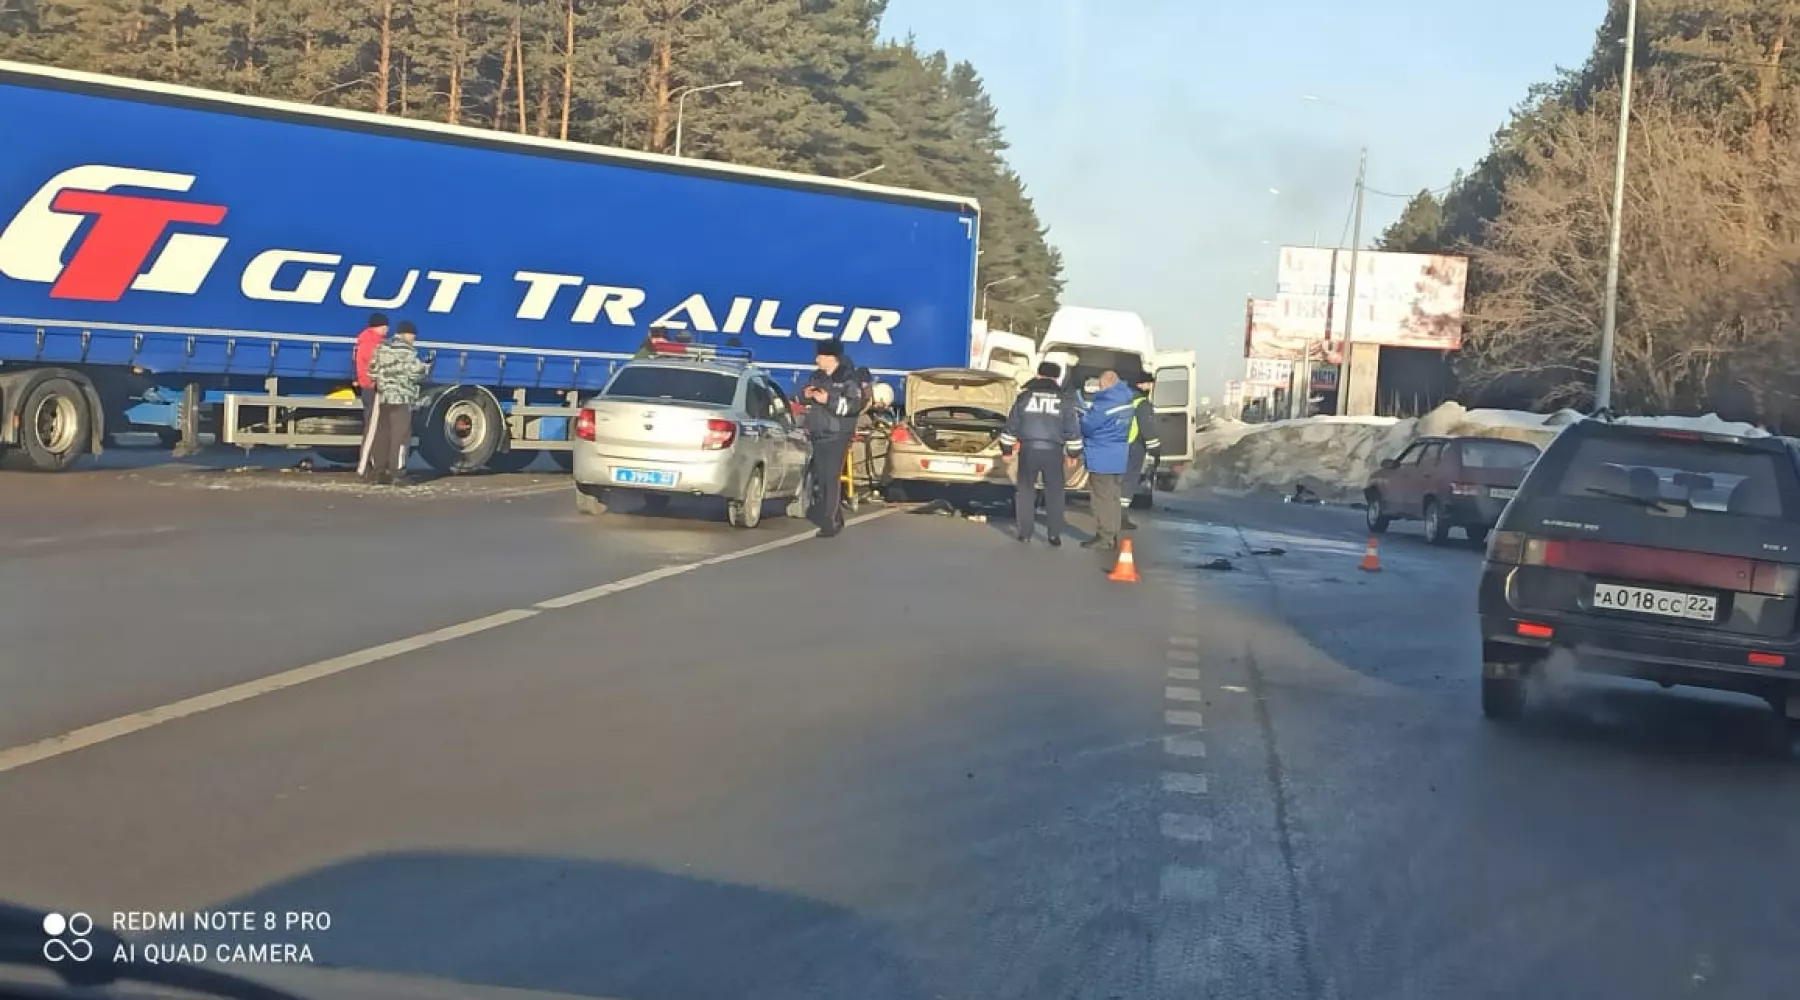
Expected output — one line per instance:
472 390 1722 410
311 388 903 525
1151 350 1197 464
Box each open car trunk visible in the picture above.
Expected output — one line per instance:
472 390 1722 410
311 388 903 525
905 368 1015 454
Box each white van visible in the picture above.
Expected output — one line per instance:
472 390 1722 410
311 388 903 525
1036 307 1196 503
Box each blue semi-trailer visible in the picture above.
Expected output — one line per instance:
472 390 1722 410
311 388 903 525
0 60 980 473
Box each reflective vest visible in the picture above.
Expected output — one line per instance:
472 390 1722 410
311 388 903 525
1128 392 1146 443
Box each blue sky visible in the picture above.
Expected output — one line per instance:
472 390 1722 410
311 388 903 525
881 0 1606 397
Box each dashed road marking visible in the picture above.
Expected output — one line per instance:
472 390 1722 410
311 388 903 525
1163 735 1207 757
1165 686 1203 702
1167 667 1201 681
1159 865 1217 900
1168 636 1199 648
1165 709 1205 727
1166 649 1202 663
1159 812 1213 843
0 506 899 775
1162 771 1209 794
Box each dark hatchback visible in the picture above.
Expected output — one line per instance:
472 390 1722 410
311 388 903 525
1478 419 1800 735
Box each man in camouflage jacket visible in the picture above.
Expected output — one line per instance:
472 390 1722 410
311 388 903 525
365 320 431 484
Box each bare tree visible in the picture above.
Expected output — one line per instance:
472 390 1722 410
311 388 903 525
1464 87 1800 413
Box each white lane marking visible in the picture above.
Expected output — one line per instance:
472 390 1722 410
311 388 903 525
1167 667 1201 681
534 507 896 610
1165 709 1204 727
0 506 901 774
0 608 539 775
1160 866 1216 900
1166 649 1202 663
1222 684 1249 694
1165 686 1203 702
1163 735 1206 757
1162 772 1209 794
1159 812 1213 843
6 525 182 549
1168 636 1199 648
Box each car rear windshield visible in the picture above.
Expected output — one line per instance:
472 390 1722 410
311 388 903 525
604 366 738 405
1460 440 1539 470
1550 434 1795 518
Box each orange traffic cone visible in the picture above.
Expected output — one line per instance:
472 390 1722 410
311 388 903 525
1358 536 1382 573
1108 537 1141 583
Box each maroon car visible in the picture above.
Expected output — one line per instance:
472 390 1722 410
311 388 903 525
1364 435 1541 544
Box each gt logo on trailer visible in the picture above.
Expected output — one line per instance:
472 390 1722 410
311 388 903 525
0 166 230 302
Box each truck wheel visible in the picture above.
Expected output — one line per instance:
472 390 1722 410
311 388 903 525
727 467 766 528
418 387 503 475
6 377 90 472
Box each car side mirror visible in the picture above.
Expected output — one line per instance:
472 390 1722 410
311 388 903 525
1380 458 1400 470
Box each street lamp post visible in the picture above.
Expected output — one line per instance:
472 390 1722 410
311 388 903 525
979 275 1019 320
1595 0 1638 414
672 80 743 157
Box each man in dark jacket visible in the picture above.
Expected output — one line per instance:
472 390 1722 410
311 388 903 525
801 341 864 537
999 362 1081 546
1122 371 1162 530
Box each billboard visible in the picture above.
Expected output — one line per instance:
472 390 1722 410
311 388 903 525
1245 357 1293 385
1272 247 1469 351
1244 297 1327 362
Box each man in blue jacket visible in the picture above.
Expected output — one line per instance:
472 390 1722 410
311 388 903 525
1077 370 1137 550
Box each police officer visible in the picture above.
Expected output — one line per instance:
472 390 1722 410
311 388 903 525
999 361 1082 546
1123 371 1162 530
801 341 864 538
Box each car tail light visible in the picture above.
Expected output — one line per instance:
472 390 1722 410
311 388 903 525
1749 651 1787 668
890 424 916 445
575 408 596 441
1450 482 1481 496
1486 530 1527 564
702 418 737 450
1516 622 1554 639
1490 533 1800 597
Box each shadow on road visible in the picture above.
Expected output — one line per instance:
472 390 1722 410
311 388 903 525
189 851 930 1000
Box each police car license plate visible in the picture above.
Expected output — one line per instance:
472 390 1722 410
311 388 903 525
613 468 678 487
1591 583 1717 622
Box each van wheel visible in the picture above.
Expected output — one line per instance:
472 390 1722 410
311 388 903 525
1366 494 1391 534
727 467 765 528
1481 675 1527 721
5 377 91 472
1423 498 1451 544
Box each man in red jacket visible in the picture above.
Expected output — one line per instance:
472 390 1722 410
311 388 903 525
353 312 389 480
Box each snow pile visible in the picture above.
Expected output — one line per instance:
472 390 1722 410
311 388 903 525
1181 402 1767 502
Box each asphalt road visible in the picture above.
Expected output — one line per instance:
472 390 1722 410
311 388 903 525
3 460 1799 1000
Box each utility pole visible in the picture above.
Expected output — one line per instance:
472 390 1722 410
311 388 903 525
1335 147 1370 416
1595 0 1638 414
